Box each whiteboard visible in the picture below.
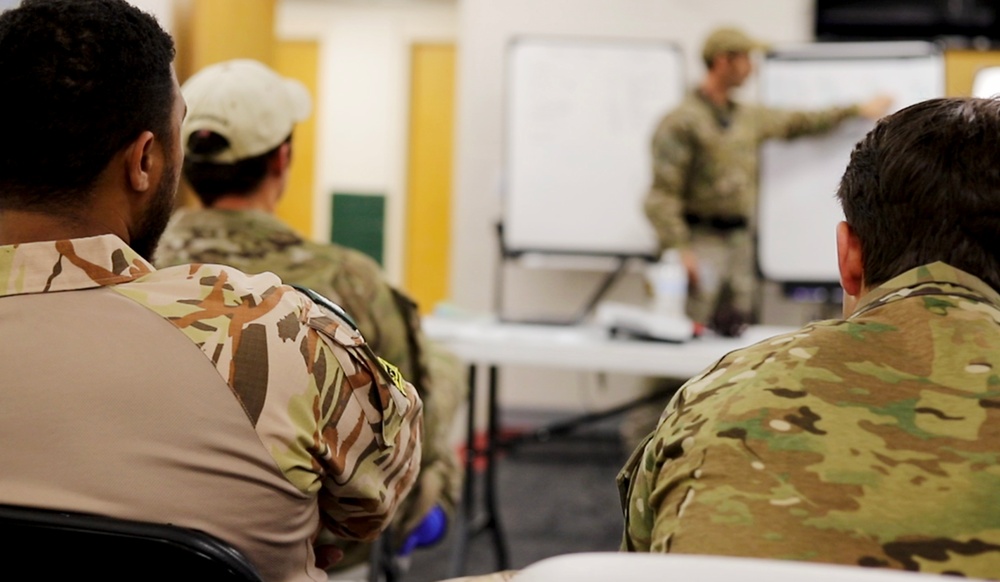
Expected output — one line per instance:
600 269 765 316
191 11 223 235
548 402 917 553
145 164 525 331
757 42 944 282
503 37 685 256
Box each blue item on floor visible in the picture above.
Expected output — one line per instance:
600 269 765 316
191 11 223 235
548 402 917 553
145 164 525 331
398 505 447 556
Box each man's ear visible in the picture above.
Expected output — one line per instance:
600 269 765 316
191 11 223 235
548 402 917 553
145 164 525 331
267 142 292 177
125 131 156 193
837 221 864 297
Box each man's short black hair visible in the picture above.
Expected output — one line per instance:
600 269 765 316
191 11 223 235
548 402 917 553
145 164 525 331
183 133 290 207
0 0 176 212
837 97 1000 292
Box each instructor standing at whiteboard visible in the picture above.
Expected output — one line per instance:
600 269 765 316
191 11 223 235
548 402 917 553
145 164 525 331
645 26 891 335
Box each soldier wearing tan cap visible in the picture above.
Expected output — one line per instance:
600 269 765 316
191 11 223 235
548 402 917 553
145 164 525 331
157 59 465 576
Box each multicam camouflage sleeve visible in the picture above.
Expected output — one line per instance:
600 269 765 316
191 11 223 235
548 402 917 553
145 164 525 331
392 342 465 537
644 113 696 252
619 264 1000 577
299 294 424 540
751 103 861 141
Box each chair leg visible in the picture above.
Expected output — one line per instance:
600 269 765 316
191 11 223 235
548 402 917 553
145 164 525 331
368 528 400 582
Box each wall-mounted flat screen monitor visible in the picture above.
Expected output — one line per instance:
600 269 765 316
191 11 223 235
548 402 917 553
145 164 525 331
816 0 1000 41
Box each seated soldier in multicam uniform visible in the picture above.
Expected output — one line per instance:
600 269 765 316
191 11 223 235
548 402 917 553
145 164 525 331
155 59 464 573
620 97 1000 577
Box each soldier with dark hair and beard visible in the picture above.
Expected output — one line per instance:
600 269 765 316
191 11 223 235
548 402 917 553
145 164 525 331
0 2 422 581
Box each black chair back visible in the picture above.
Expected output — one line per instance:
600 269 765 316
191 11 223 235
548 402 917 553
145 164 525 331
0 504 265 581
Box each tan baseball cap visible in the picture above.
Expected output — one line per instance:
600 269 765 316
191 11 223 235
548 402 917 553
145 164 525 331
701 27 768 63
181 59 312 164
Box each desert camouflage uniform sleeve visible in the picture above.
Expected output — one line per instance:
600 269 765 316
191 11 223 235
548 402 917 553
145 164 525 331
297 293 424 540
324 254 464 539
112 261 423 542
752 103 860 141
644 113 695 251
370 285 464 537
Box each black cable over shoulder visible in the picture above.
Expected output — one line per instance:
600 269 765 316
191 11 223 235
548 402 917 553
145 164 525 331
288 284 360 332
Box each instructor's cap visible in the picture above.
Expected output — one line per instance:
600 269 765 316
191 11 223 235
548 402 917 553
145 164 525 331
701 27 768 63
181 59 312 164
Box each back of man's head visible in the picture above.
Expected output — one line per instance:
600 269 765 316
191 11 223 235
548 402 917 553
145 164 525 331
837 97 1000 292
181 59 311 206
0 0 175 213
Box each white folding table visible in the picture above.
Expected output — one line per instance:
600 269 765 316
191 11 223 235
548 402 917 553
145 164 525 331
423 316 794 575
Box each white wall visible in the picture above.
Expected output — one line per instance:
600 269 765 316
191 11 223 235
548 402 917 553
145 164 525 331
0 2 175 31
130 0 174 33
279 0 457 283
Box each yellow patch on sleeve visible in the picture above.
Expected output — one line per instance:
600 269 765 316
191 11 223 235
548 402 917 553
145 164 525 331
378 357 407 393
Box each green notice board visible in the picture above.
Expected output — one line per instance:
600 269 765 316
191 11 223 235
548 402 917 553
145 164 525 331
330 192 385 266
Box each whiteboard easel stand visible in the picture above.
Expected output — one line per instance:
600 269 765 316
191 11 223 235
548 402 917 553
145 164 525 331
494 222 653 325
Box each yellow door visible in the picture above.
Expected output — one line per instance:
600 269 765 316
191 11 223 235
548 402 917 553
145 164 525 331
173 0 279 209
945 49 1000 96
274 40 320 238
405 43 456 314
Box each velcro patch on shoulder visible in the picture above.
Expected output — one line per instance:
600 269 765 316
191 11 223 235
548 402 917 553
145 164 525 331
378 357 407 394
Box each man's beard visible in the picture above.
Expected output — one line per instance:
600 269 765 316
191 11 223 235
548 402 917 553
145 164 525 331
130 160 177 262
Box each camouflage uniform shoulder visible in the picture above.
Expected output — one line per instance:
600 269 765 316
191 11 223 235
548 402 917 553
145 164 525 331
853 261 1000 318
620 264 1000 576
691 320 834 373
303 239 385 291
121 259 370 367
653 91 713 136
1 235 154 294
156 208 306 268
743 101 860 140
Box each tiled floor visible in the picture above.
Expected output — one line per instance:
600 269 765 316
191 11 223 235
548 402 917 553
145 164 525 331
407 429 629 582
